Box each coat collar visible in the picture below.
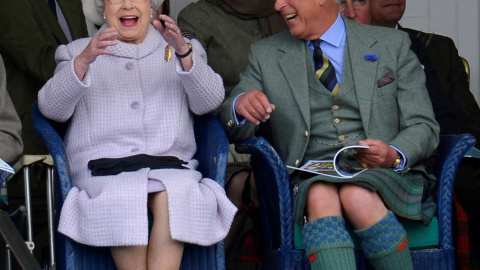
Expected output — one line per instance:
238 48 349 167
39 0 69 44
101 24 164 59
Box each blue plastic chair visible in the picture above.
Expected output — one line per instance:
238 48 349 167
236 133 476 270
30 101 229 270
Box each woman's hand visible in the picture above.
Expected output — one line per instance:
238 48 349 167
74 27 118 80
152 14 192 71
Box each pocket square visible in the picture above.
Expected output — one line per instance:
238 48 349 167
377 72 396 87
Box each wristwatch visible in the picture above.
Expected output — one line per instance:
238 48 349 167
175 43 192 58
392 155 402 169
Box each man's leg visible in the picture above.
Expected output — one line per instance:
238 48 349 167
303 182 356 270
340 184 412 270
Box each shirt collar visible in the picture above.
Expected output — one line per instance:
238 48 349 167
320 14 346 48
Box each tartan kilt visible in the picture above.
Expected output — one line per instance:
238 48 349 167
291 168 437 227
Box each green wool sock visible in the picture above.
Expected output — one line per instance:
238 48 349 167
302 216 356 270
355 211 413 270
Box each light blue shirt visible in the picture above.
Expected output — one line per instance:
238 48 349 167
308 14 346 85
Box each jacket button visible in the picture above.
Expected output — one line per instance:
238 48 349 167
334 118 340 124
332 105 339 111
227 120 233 127
304 131 309 137
295 160 300 166
338 135 345 141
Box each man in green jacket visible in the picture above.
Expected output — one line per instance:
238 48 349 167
218 0 439 268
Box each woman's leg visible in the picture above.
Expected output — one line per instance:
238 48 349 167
147 191 184 269
110 246 147 270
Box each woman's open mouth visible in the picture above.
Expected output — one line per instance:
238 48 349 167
120 16 139 27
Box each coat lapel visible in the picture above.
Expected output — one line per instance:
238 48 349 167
57 0 88 39
36 0 69 44
277 36 311 128
343 18 378 132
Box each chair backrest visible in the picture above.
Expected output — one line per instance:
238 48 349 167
237 133 476 270
30 102 230 270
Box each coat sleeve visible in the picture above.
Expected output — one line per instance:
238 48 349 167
216 44 267 144
388 32 440 167
38 43 89 123
176 38 225 116
0 56 23 164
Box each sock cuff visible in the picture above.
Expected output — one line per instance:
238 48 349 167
302 216 354 256
354 211 407 258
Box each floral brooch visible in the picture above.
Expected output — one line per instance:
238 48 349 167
365 54 378 61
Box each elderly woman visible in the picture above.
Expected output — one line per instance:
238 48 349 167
37 0 236 268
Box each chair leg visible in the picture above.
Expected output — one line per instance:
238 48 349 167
0 211 41 270
46 165 55 269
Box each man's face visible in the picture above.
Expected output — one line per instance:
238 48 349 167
370 0 406 28
339 0 371 25
274 0 324 40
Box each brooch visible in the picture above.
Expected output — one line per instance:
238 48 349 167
365 54 378 61
164 45 172 62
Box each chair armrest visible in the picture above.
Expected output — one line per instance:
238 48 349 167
236 137 294 250
425 133 475 250
193 113 230 187
30 102 72 200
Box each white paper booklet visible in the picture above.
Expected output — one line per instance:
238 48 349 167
287 145 370 179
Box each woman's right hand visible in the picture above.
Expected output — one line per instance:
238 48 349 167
74 27 118 80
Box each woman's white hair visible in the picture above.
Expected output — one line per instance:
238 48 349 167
82 0 164 26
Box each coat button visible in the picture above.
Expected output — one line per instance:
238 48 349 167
332 105 339 111
338 135 345 141
227 120 233 127
125 62 134 70
304 131 309 137
130 101 139 109
334 118 340 124
295 160 300 166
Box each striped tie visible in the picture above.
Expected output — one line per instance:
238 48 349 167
312 40 339 95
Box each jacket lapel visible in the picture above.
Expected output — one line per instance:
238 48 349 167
36 0 69 44
344 18 378 132
57 0 88 39
277 35 311 128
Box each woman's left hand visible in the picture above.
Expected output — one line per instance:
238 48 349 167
152 15 191 57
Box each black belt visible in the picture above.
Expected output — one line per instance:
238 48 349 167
88 154 188 176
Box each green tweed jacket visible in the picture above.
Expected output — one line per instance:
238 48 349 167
218 18 440 173
0 0 88 154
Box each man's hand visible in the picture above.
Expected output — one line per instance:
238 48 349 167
234 90 275 125
355 139 399 168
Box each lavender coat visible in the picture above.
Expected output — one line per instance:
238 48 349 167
38 25 236 247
